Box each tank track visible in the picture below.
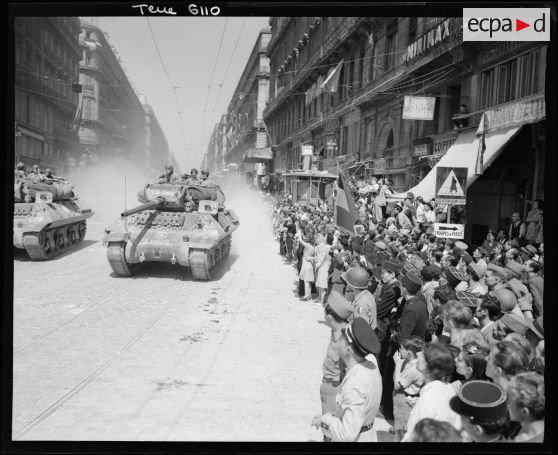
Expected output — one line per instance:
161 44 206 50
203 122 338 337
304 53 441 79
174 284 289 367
22 221 87 260
107 241 140 276
189 237 232 281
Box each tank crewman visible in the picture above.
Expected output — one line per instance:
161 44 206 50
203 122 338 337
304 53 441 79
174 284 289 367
199 169 215 186
157 165 178 183
186 168 200 185
14 162 26 180
312 318 383 442
29 164 46 184
44 168 55 181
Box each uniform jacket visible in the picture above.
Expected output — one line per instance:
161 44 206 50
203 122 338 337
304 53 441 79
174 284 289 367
321 358 383 442
322 328 347 382
398 294 428 340
350 290 378 331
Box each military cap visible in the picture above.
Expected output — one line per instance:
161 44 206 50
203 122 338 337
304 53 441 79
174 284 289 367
375 241 387 251
461 253 474 265
505 262 525 279
466 263 483 281
498 312 530 336
527 316 544 340
521 244 538 257
382 259 401 275
456 291 479 309
402 272 423 294
455 241 469 251
325 291 354 321
343 317 381 355
449 380 508 424
444 266 465 288
400 228 411 236
486 263 510 280
403 262 421 277
421 264 442 281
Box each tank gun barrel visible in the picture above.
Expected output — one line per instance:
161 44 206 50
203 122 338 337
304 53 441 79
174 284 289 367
121 196 165 217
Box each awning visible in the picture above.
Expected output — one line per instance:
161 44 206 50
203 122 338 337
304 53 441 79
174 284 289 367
393 125 522 200
17 125 45 141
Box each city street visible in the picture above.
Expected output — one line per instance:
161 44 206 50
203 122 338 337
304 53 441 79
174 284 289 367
12 179 389 441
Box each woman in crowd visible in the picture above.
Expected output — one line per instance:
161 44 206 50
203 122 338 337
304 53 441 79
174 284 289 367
452 342 490 391
296 230 316 301
506 372 545 442
314 233 332 305
402 343 462 441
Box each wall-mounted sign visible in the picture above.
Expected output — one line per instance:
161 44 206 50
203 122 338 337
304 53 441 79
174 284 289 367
402 96 436 120
433 133 457 156
485 93 545 132
406 18 453 62
413 143 430 156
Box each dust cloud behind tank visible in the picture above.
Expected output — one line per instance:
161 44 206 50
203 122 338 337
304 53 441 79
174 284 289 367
102 179 240 280
13 174 94 260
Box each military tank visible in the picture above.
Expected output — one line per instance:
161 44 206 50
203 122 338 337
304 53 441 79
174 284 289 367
102 182 239 280
13 176 94 260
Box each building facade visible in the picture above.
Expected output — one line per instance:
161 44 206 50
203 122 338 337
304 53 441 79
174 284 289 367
14 17 82 174
219 28 271 175
142 101 170 172
263 17 546 243
205 114 228 174
77 17 146 166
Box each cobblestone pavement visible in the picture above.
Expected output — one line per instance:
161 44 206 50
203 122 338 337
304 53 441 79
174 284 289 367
13 183 391 441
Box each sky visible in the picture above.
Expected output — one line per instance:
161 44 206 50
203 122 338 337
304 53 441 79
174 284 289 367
98 16 270 173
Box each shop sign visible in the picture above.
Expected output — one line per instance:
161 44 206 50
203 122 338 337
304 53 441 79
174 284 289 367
402 96 436 120
406 18 452 62
413 143 430 156
246 147 272 160
433 133 457 156
434 223 464 239
486 93 545 131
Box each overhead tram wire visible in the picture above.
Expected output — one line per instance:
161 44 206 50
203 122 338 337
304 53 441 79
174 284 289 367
210 17 246 126
202 17 228 149
145 17 189 156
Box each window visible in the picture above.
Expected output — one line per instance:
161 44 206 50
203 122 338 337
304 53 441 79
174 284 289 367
358 44 366 90
384 19 398 71
408 17 418 43
369 38 377 82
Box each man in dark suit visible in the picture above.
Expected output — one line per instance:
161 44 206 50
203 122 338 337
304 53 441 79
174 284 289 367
397 272 429 340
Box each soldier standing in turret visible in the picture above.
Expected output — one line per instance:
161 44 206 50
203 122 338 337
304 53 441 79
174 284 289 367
185 168 200 185
199 169 215 187
14 162 26 180
157 165 178 183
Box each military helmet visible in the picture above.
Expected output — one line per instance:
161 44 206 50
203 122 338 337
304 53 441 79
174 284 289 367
201 169 209 177
45 168 53 174
190 168 199 175
16 162 25 170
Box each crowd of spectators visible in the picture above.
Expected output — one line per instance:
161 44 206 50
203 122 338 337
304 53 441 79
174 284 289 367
269 174 544 443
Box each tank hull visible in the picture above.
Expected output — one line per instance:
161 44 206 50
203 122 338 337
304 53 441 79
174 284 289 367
13 199 94 260
103 202 238 280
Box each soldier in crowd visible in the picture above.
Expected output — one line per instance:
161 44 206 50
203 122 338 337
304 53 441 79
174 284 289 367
319 291 354 439
44 168 55 181
157 165 178 183
199 169 215 186
186 168 200 185
312 317 382 442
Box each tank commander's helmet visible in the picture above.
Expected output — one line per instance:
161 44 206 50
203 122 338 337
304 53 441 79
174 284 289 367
201 169 209 178
16 162 25 170
45 168 53 175
190 168 199 176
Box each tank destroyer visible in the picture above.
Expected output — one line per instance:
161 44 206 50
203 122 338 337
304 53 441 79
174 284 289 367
102 181 239 280
13 176 94 260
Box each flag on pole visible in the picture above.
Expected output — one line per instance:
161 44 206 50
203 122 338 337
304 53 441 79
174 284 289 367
320 59 345 93
334 168 359 235
475 112 487 176
72 97 84 132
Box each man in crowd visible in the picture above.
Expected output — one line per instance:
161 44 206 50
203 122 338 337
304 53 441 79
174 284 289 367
342 267 377 331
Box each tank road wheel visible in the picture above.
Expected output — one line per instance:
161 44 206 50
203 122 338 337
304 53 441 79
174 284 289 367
189 248 215 281
107 241 139 277
77 222 87 241
68 228 77 245
54 230 66 252
22 230 54 260
223 237 232 258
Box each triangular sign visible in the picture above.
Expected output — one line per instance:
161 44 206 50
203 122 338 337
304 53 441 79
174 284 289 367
516 19 530 31
437 169 465 197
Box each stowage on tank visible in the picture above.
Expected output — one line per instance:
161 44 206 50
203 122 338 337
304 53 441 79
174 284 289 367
102 181 239 280
13 175 94 260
